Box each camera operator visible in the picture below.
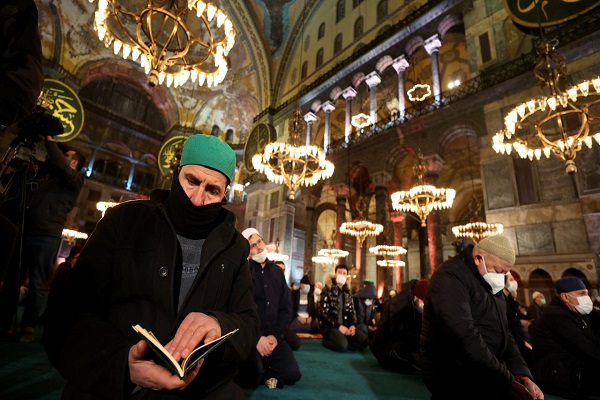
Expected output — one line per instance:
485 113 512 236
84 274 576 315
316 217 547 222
0 134 85 342
0 0 44 127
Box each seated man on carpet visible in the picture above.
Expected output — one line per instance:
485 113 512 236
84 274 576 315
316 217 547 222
237 228 301 390
319 264 367 352
354 281 378 341
290 275 320 335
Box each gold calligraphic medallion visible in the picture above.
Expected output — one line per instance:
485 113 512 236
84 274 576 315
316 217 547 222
504 0 600 28
243 123 276 174
158 135 187 176
38 79 84 142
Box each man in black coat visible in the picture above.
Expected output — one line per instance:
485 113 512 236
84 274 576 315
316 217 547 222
42 134 260 399
290 274 320 334
370 279 428 373
421 235 544 400
237 228 300 390
532 276 600 399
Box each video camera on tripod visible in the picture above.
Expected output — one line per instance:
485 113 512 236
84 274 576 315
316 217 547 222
0 106 64 205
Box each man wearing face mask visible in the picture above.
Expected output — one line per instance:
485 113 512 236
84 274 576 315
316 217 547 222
504 273 533 365
421 235 544 400
319 264 367 352
370 279 428 373
237 228 301 390
290 275 320 335
528 291 546 337
531 277 600 399
42 134 260 399
355 281 378 339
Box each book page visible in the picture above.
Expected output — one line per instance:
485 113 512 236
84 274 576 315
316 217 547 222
132 324 184 377
182 328 239 373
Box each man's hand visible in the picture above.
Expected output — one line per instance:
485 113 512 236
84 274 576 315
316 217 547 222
347 325 356 336
128 340 201 391
338 325 349 335
256 335 278 357
520 377 544 400
166 312 221 361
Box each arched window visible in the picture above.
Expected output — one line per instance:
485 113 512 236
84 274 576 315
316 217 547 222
334 33 343 54
318 22 325 40
301 61 308 79
377 0 388 22
316 48 324 68
354 16 364 40
336 0 345 23
353 0 365 8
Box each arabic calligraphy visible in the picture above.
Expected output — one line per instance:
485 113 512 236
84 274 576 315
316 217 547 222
158 136 187 176
38 79 84 142
505 0 600 27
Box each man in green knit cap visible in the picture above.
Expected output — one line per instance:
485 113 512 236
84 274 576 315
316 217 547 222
43 134 260 400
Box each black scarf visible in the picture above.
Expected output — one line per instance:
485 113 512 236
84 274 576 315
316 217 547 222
165 174 227 239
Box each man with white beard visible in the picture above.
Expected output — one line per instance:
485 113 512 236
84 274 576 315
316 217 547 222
236 228 301 390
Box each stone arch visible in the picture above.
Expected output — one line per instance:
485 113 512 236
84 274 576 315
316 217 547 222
526 268 555 303
437 13 464 40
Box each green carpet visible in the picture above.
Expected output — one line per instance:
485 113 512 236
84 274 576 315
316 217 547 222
0 334 568 400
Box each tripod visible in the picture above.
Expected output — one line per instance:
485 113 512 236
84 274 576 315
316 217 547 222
0 141 37 334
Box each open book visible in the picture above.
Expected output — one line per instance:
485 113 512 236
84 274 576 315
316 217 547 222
132 324 238 379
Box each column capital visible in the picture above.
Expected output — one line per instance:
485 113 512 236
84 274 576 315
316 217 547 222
392 55 409 74
342 86 357 100
422 153 444 176
390 211 405 223
424 34 442 55
304 112 318 123
365 71 382 88
322 100 336 113
371 170 391 188
331 182 350 198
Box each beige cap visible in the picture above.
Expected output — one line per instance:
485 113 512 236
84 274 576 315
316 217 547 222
532 291 542 301
475 235 515 264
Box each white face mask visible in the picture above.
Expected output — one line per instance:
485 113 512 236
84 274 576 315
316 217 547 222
507 280 518 293
364 299 373 306
569 294 593 315
416 300 424 314
314 288 322 296
251 248 268 264
480 256 506 295
336 274 347 286
301 285 310 294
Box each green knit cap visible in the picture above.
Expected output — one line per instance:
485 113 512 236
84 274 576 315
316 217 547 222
180 134 236 184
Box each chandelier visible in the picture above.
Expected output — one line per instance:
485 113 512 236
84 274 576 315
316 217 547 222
62 229 89 244
252 109 335 200
97 201 119 217
451 196 503 243
407 83 432 102
391 153 455 227
370 245 407 268
351 113 371 129
90 0 236 88
340 195 383 245
491 39 600 174
318 248 349 259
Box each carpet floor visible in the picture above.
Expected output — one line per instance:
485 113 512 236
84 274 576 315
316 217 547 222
0 329 567 400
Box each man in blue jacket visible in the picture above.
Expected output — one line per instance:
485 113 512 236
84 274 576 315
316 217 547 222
237 227 301 390
42 134 260 399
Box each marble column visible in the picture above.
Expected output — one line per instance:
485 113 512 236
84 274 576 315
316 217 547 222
390 211 405 291
342 87 357 145
372 171 391 293
321 101 335 152
303 112 318 146
423 153 445 275
303 194 319 282
332 183 350 251
365 71 381 128
424 34 442 106
392 55 409 121
283 199 296 283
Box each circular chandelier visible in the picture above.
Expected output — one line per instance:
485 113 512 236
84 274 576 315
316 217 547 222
351 113 372 129
369 245 407 257
266 238 289 262
376 259 406 268
407 83 432 102
391 154 455 227
62 229 89 244
96 201 119 217
451 197 503 243
90 0 236 88
318 248 349 259
491 39 600 174
252 109 334 200
340 220 384 245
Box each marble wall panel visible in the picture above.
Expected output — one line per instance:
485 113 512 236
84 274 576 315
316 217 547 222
553 219 591 253
516 224 554 255
483 158 515 210
537 157 576 202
